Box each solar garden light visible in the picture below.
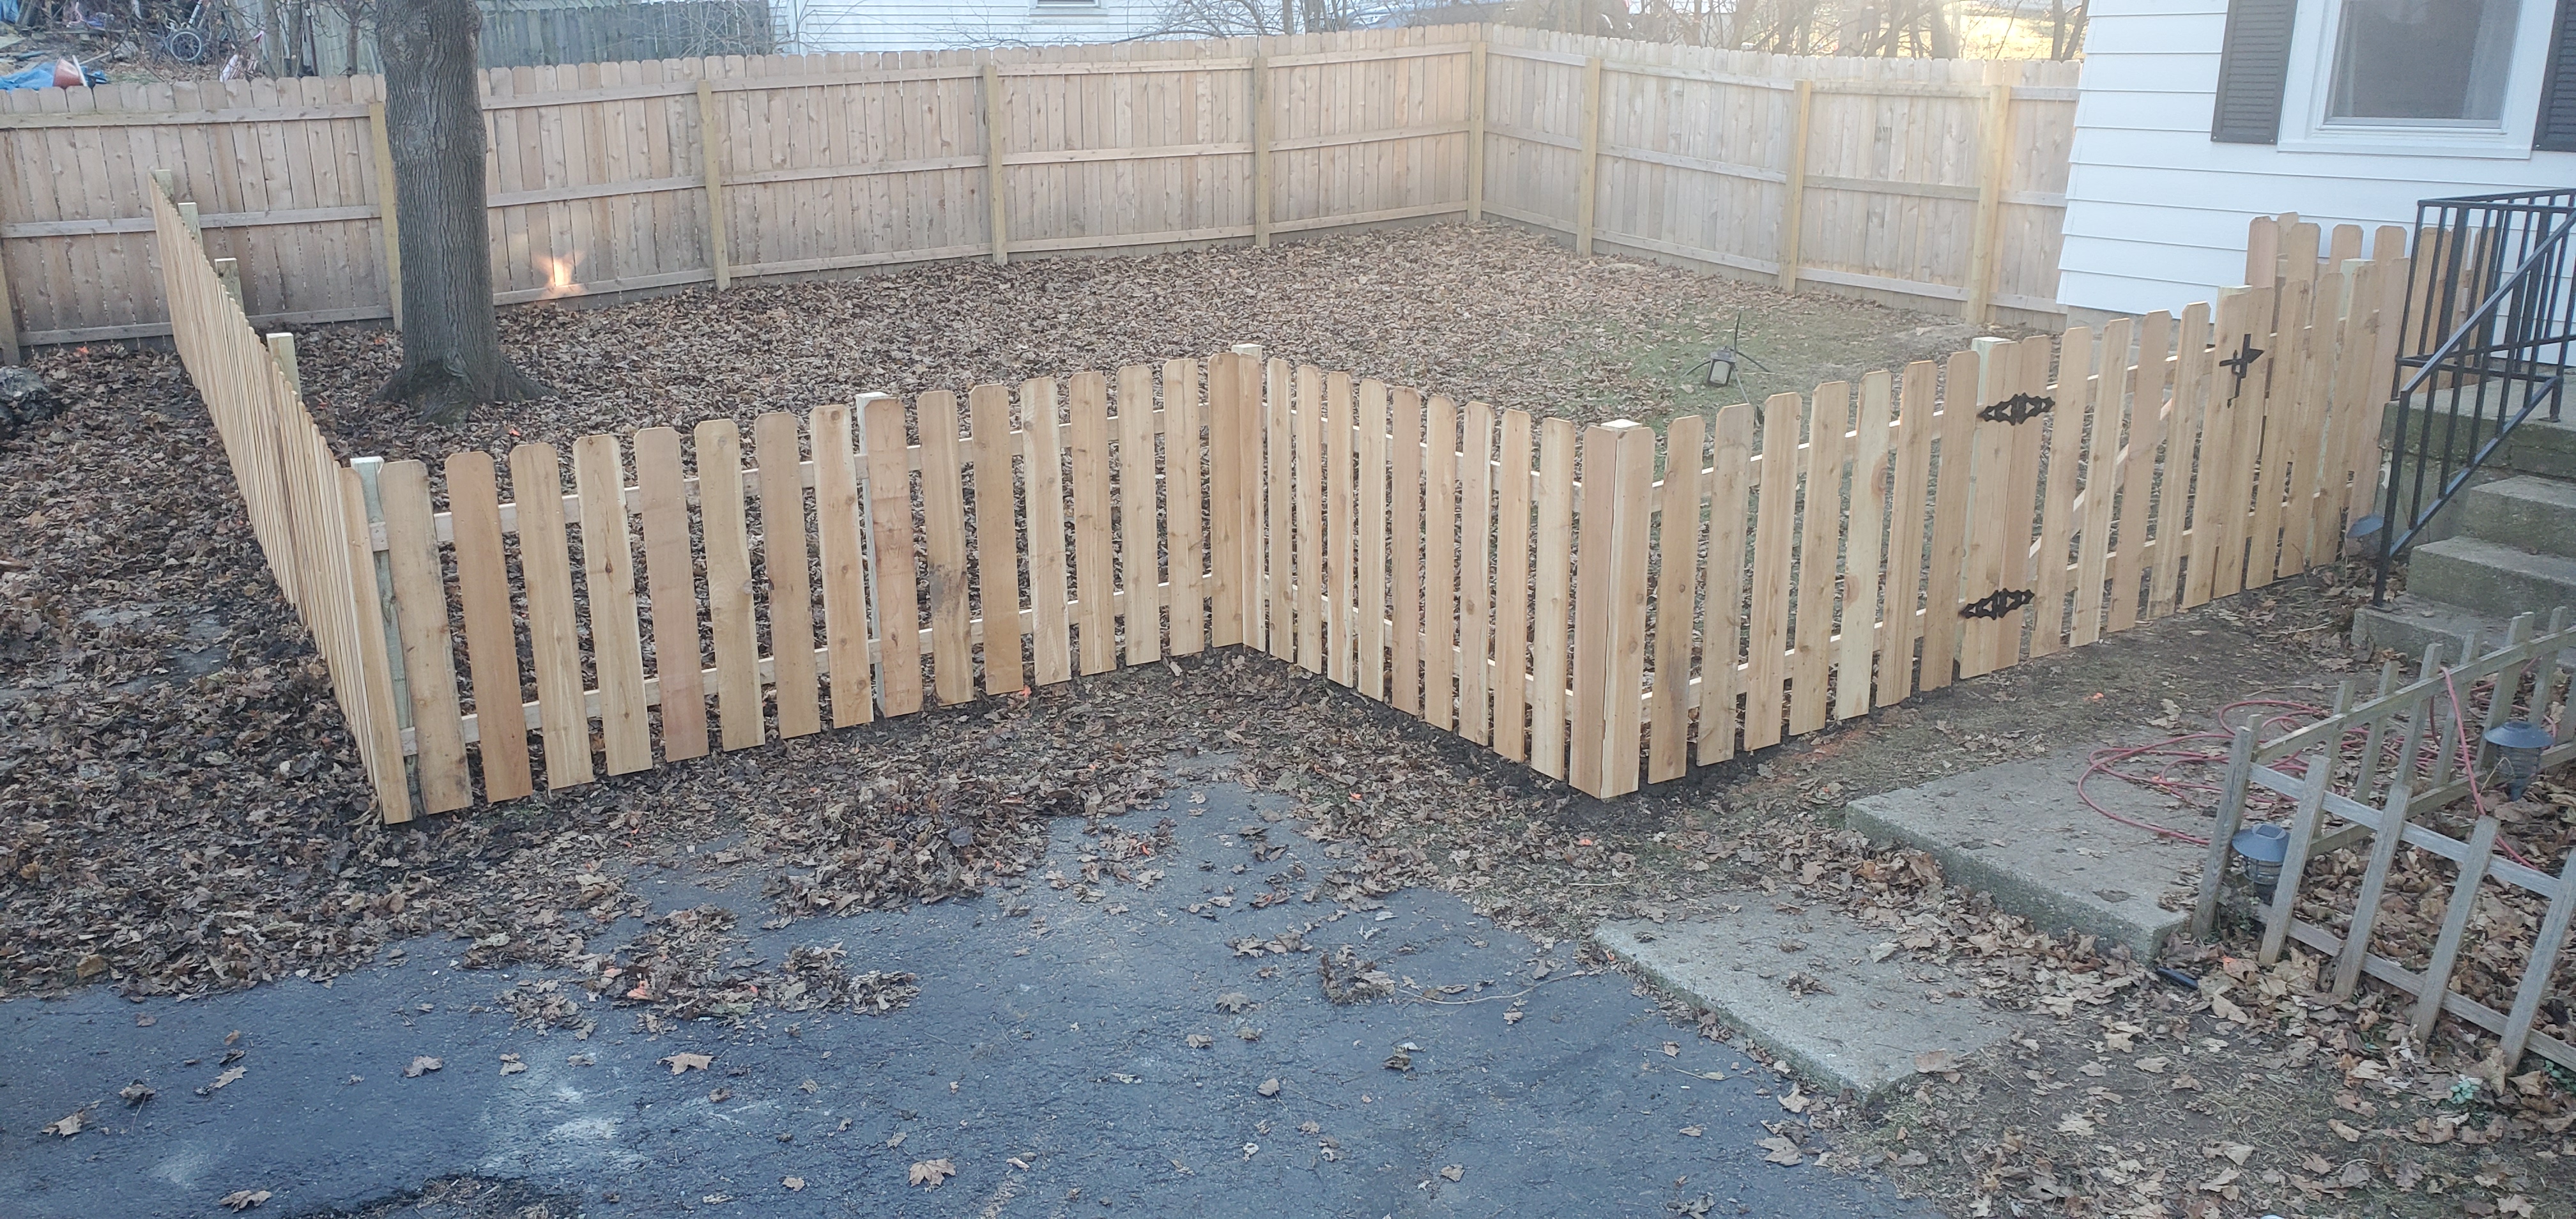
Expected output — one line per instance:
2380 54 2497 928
2231 824 2290 894
1687 311 1767 389
2484 721 2553 799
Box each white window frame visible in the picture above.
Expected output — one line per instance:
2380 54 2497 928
2274 0 2561 158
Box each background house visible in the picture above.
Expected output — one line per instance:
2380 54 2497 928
772 0 1166 52
2057 0 2576 323
284 0 775 74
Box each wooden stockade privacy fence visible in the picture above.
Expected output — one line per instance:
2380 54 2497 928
2195 611 2576 1071
0 24 2075 357
156 165 2412 822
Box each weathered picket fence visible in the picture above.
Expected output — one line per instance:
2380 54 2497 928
158 161 2410 822
2195 611 2576 1071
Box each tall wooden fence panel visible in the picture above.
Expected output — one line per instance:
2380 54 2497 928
4 25 2077 356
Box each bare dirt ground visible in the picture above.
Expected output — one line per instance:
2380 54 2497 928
5 222 2569 1216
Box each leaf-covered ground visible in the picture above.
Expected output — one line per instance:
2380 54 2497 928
4 223 2568 1216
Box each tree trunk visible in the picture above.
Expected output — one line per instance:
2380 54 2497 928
374 0 547 424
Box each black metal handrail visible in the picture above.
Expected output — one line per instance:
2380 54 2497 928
2374 188 2576 604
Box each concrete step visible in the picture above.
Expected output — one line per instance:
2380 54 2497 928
2404 536 2576 622
1840 747 2205 961
1597 900 2021 1099
2351 594 2576 662
2453 475 2576 558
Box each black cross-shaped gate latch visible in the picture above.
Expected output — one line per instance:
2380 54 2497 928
1977 393 2054 425
1960 588 2035 620
2219 334 2264 404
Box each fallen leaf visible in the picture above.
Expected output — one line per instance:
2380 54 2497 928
218 1190 272 1212
2209 993 2250 1024
908 1158 957 1188
1913 1049 1956 1074
1258 1078 1281 1097
1439 1165 1464 1182
1384 1049 1411 1071
119 1082 154 1107
1758 1136 1804 1165
498 1054 526 1076
1662 1041 1680 1057
42 1109 88 1137
661 1052 712 1075
2056 1114 2096 1136
404 1056 443 1078
2303 1153 2334 1174
2329 1119 2363 1143
1777 1083 1811 1114
1679 1125 1704 1137
887 1131 908 1149
1214 992 1254 1013
2215 1142 2253 1165
1503 1009 1524 1025
206 1065 246 1091
1186 1033 1214 1049
2134 1055 2169 1075
2338 1160 2373 1187
782 1177 805 1192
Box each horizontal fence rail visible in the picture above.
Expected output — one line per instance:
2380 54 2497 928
155 163 2408 824
1 24 2075 356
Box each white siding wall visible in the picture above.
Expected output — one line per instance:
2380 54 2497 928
778 1 1166 52
2061 0 2576 318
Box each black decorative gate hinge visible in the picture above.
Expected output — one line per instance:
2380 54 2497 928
1961 588 2035 619
2219 334 2264 404
1977 394 2053 425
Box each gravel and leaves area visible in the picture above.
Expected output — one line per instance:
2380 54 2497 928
282 222 2018 463
4 224 2568 1215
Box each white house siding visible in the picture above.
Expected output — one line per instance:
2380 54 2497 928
777 1 1167 52
2060 0 2576 319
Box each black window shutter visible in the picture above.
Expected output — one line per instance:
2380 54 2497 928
2212 0 2299 144
2537 0 2576 150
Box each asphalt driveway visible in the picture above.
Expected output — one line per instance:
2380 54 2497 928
2 781 1927 1218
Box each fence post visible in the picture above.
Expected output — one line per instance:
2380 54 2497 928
1573 55 1603 257
0 205 16 364
1206 343 1264 647
1777 78 1813 292
348 455 418 809
696 79 731 290
1567 419 1651 797
1963 77 2014 323
213 256 243 310
367 100 404 332
177 199 203 246
2190 724 2255 940
1466 34 1487 224
982 63 1010 266
1250 54 1272 249
268 332 302 401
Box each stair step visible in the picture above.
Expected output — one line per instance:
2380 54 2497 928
2456 476 2576 558
2405 537 2576 621
2352 594 2576 661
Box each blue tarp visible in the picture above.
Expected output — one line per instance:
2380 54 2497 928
2 60 106 91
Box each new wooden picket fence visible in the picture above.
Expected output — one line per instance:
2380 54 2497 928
0 24 2076 358
153 168 2414 822
2195 611 2576 1071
